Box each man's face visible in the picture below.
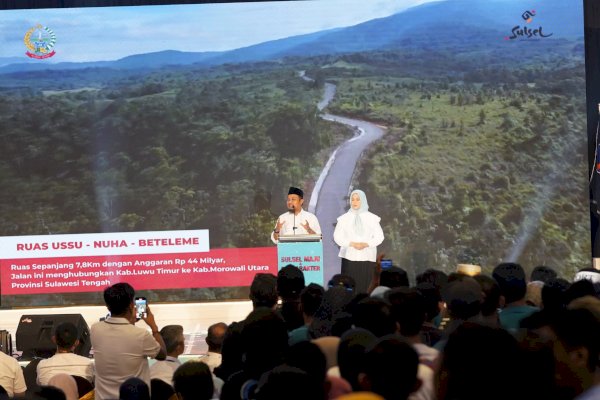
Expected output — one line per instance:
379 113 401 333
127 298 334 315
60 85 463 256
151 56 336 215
287 194 303 211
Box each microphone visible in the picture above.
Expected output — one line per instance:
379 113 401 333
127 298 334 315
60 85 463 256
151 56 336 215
288 204 297 234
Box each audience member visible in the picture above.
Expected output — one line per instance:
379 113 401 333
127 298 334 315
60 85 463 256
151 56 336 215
436 323 527 400
359 336 421 400
201 322 227 373
47 374 78 400
473 274 502 328
149 325 184 385
36 322 94 385
277 264 306 332
249 273 278 309
541 277 571 312
91 283 166 400
173 362 214 400
119 377 150 400
492 262 538 333
530 265 557 283
289 283 324 346
336 328 377 392
0 342 26 397
254 365 325 400
525 280 544 308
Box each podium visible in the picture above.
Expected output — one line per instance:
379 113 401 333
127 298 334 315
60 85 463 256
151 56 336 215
277 234 324 286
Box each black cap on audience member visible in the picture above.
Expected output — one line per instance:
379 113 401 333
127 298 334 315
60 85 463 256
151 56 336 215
277 264 305 299
288 187 304 198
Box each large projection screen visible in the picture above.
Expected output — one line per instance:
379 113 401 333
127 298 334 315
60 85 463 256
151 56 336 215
0 0 589 307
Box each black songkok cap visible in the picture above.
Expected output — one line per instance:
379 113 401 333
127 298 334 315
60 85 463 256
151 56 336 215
288 187 304 199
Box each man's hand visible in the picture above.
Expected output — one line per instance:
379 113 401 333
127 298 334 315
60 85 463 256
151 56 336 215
301 220 315 234
143 306 167 360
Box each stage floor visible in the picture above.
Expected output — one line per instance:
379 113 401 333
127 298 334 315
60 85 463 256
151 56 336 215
1 300 253 358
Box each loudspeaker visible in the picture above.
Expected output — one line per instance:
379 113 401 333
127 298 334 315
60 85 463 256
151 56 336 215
16 314 91 360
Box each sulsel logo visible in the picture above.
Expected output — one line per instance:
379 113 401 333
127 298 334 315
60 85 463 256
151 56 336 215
521 10 536 23
24 24 57 59
505 9 552 40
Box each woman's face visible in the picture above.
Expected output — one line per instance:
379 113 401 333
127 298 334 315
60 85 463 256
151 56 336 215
351 193 361 210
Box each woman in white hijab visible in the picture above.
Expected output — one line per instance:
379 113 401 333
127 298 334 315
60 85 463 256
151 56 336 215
333 190 384 293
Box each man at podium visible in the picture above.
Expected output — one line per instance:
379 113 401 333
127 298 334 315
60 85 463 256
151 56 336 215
271 187 321 243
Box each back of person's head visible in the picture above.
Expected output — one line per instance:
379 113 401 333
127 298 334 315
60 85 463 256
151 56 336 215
173 361 214 400
380 266 409 288
160 325 184 355
386 287 426 337
32 386 67 400
285 341 327 383
564 279 596 305
242 307 288 378
249 273 278 308
206 322 227 353
310 286 354 338
437 323 525 400
277 264 306 300
441 275 482 320
568 295 600 321
473 274 501 317
254 365 325 400
328 274 356 293
416 268 448 286
213 321 244 382
415 282 442 322
351 297 396 337
300 283 324 318
531 265 557 283
541 277 570 311
361 336 420 400
119 377 150 400
104 282 135 315
338 328 377 391
492 262 527 304
54 322 79 350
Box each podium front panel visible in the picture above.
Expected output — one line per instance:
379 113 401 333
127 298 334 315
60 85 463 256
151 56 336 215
277 240 324 286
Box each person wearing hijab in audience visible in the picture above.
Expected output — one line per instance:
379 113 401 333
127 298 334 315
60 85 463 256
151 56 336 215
334 190 384 294
47 374 78 400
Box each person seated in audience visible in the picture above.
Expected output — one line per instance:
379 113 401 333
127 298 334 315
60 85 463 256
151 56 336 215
351 297 397 338
220 308 288 400
119 377 150 400
277 264 306 331
473 274 502 328
289 283 324 346
541 277 571 312
47 374 78 400
201 322 228 373
435 274 483 350
357 336 421 400
90 282 166 400
436 323 527 400
254 365 325 400
530 265 557 283
0 340 26 397
492 262 538 333
249 273 278 310
173 362 214 400
150 325 185 385
36 322 94 386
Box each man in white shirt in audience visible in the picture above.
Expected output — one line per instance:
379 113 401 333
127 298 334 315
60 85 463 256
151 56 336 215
91 283 166 400
0 351 26 397
150 325 185 384
36 322 94 385
200 322 227 373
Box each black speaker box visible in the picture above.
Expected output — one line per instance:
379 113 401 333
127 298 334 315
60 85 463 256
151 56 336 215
16 314 91 360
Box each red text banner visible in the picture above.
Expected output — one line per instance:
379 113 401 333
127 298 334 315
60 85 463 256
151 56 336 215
1 247 277 295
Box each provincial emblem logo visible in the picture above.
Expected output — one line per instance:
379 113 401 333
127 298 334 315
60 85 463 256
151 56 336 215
24 24 57 59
